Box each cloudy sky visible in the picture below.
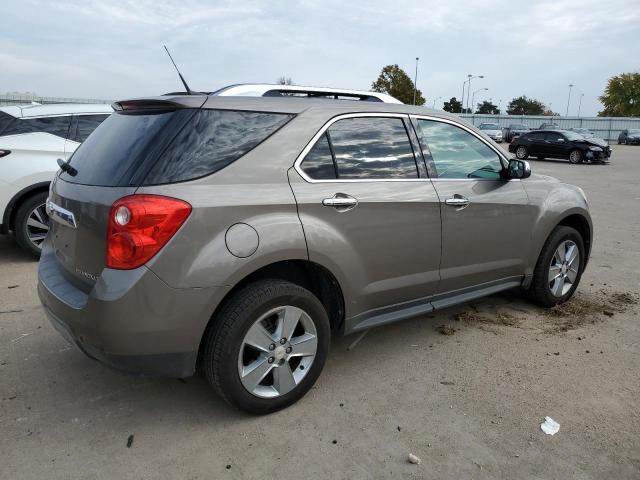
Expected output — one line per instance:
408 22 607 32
3 0 638 116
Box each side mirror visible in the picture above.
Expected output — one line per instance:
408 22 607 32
508 159 531 179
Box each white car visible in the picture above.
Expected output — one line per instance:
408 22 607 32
211 83 403 103
478 122 503 143
0 103 112 255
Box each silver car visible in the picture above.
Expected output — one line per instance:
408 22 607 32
38 95 591 413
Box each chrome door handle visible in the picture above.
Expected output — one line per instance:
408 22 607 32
444 195 470 210
322 193 358 212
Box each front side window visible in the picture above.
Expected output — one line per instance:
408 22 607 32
416 119 503 180
1 115 72 138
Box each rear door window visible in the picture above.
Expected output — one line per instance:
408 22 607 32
143 109 293 185
299 132 337 180
1 115 72 138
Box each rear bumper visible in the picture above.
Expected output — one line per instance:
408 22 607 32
38 240 226 377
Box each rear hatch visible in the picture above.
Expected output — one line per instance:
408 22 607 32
48 98 203 291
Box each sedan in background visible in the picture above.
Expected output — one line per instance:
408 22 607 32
509 129 611 164
478 122 503 142
569 127 596 139
618 129 640 145
503 123 531 143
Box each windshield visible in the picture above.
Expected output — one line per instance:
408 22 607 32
479 123 500 130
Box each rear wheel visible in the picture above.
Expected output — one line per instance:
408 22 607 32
515 145 529 159
568 149 583 164
203 279 330 414
529 226 585 307
14 191 50 257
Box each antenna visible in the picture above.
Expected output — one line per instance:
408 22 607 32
163 45 193 94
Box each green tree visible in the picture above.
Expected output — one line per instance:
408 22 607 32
598 72 640 117
443 96 463 113
476 100 499 114
506 96 545 115
371 64 425 105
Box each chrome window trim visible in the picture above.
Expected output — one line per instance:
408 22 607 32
293 112 429 183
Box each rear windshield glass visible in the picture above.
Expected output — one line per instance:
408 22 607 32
59 109 194 186
143 109 293 185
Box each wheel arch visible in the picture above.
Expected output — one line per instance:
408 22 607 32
196 259 345 370
1 181 50 234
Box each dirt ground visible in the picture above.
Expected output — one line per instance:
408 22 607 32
1 145 639 479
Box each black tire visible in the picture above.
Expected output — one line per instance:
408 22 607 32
203 279 330 414
528 226 585 308
14 191 49 258
515 145 529 160
568 149 583 164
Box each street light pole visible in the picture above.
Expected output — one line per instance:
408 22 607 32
431 96 442 108
577 93 584 117
565 84 574 116
471 88 488 114
413 57 419 105
466 75 484 113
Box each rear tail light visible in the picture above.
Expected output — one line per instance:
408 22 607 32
106 195 191 269
0 150 11 158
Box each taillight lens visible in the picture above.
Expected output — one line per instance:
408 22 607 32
0 150 11 158
106 195 191 269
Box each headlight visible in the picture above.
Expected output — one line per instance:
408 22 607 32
588 146 603 152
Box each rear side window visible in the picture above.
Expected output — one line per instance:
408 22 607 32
1 115 72 138
526 132 545 141
71 114 110 143
300 116 418 180
0 112 16 135
143 109 293 185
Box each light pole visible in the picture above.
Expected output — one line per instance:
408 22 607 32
498 99 502 114
413 57 419 105
471 88 488 113
577 93 584 117
466 75 484 112
431 96 442 108
565 84 574 116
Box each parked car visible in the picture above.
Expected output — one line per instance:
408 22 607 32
211 83 403 103
538 122 560 130
618 129 640 145
509 129 611 163
569 127 595 139
0 103 112 255
39 95 591 413
503 123 531 143
478 122 503 142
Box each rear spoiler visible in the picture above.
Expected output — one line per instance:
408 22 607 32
112 96 206 113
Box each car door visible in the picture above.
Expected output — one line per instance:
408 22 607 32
412 116 533 297
289 114 442 323
527 131 547 156
544 131 571 158
64 114 110 159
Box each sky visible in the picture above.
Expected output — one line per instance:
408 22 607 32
2 0 639 116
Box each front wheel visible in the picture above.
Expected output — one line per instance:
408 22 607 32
14 191 50 257
515 145 529 159
568 149 583 164
528 226 585 307
203 279 330 414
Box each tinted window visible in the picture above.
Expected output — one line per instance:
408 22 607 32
545 132 566 142
0 112 16 135
416 120 503 180
73 114 110 143
2 115 72 138
60 110 194 186
300 133 336 179
326 117 417 179
527 132 546 141
144 109 293 185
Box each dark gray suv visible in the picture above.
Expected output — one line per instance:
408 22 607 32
38 95 592 413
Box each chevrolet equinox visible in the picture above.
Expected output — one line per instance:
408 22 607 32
38 95 592 413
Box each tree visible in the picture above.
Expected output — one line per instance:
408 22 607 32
506 96 545 115
371 64 425 105
443 97 463 113
598 72 640 117
476 100 499 114
277 76 293 85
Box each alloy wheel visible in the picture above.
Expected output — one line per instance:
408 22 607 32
548 240 580 297
25 202 50 250
516 146 528 159
238 305 317 398
569 150 582 164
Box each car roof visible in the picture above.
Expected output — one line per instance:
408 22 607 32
0 103 113 118
210 83 403 104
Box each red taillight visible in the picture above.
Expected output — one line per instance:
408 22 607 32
0 150 11 158
106 195 191 269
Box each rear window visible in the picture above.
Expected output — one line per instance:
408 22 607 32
1 115 72 138
143 109 293 185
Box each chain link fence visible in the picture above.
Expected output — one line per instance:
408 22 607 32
0 93 111 107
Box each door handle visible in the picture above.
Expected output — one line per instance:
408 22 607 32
322 193 358 212
444 195 470 210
